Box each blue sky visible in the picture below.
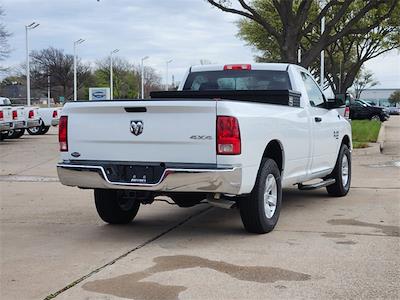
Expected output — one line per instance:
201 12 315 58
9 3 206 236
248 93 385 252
1 0 399 88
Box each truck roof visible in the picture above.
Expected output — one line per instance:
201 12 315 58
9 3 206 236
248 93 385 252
190 63 292 73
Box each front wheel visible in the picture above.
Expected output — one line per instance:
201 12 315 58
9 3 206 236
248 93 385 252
370 115 381 121
326 144 351 197
239 158 282 234
94 189 140 224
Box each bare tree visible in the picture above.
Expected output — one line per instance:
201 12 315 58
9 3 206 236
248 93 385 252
30 47 91 101
353 69 379 99
0 6 11 71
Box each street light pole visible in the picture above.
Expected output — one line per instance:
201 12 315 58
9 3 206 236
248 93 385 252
141 56 149 99
320 16 325 89
47 71 51 108
25 22 39 107
73 39 85 101
110 49 119 100
165 59 173 91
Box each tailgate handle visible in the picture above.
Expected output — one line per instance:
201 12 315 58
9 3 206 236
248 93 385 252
125 107 147 113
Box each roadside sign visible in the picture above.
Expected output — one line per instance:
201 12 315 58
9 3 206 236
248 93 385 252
89 88 111 101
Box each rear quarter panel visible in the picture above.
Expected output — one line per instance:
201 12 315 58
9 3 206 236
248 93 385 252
217 100 311 194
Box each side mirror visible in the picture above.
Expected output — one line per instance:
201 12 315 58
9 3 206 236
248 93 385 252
326 98 345 109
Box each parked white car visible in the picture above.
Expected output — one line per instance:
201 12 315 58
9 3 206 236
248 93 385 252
57 63 351 234
27 107 61 135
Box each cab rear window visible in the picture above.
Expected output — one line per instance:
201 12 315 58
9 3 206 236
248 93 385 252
183 70 291 91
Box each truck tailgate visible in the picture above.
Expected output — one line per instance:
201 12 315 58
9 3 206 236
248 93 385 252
65 101 217 164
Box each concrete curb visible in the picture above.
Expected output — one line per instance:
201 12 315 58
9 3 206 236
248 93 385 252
377 122 386 151
353 143 381 156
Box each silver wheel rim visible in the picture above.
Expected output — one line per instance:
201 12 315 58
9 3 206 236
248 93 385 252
30 127 40 133
372 115 380 121
264 174 277 219
341 155 349 187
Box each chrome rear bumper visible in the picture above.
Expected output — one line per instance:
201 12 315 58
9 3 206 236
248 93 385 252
0 122 12 132
27 119 41 128
57 163 242 194
12 121 26 129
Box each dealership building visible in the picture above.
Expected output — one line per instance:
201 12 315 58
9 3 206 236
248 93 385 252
359 88 399 107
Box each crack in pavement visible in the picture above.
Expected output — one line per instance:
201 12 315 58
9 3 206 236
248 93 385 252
0 175 59 182
12 155 59 176
43 206 213 300
275 229 400 238
350 186 399 190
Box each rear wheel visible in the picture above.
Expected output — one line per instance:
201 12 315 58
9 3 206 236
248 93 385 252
7 129 25 139
239 158 282 234
326 144 351 197
94 189 140 224
40 126 50 134
27 120 43 135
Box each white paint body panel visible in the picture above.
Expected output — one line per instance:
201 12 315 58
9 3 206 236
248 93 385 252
62 101 217 164
37 108 60 126
60 63 352 194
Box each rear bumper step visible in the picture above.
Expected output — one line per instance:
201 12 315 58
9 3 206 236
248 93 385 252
57 163 242 194
298 178 336 190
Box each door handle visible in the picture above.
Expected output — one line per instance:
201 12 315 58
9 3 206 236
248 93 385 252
315 117 322 123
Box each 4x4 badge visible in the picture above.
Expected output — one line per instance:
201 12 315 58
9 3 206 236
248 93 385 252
130 120 144 136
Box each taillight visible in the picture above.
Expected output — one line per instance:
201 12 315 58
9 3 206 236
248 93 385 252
12 110 17 120
217 116 241 155
344 106 350 119
0 111 3 121
224 64 251 71
53 110 58 118
59 116 68 152
28 110 34 119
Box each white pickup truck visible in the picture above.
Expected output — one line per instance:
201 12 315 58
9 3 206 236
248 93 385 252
27 107 60 135
57 63 351 234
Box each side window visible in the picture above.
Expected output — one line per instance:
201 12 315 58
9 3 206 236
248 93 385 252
301 73 325 108
189 75 208 91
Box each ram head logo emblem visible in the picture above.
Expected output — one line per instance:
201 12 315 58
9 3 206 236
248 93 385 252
130 120 144 136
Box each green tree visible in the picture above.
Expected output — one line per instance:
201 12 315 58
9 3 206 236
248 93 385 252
92 57 162 99
207 0 397 67
93 56 139 99
212 0 399 93
388 90 400 106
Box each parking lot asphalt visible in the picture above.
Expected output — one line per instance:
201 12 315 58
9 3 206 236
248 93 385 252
1 117 399 300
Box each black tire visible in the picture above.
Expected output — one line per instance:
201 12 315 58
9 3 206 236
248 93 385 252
326 144 351 197
239 158 282 234
7 129 25 139
27 121 44 135
40 126 50 134
169 193 205 207
94 189 140 224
